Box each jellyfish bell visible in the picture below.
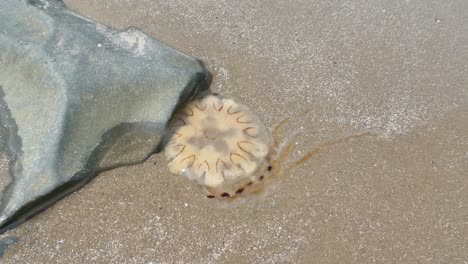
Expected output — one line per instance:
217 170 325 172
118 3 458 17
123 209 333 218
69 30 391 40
164 94 276 199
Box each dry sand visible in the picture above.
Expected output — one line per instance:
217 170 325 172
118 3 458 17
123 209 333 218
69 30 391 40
1 0 467 263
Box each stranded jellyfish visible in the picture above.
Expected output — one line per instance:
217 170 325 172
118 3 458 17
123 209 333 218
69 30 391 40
164 94 372 199
164 94 277 199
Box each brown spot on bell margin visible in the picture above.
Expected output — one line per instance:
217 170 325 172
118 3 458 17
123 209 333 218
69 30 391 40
236 188 245 194
259 175 264 180
267 165 273 171
247 181 253 186
221 192 230 197
207 195 215 198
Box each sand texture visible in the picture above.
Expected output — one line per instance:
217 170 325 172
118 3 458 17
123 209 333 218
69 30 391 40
1 0 467 263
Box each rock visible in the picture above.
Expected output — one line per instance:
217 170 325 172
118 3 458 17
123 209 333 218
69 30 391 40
0 236 19 258
0 0 211 232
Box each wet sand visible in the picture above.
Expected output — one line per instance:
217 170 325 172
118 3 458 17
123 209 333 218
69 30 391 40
2 0 467 263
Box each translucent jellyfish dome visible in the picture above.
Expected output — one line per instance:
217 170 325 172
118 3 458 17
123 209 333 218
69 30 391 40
164 94 273 198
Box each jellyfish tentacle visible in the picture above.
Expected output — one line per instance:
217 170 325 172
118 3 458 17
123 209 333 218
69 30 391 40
271 117 291 148
285 132 373 172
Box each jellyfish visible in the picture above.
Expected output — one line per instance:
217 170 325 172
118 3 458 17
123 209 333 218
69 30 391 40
164 94 372 199
164 94 278 198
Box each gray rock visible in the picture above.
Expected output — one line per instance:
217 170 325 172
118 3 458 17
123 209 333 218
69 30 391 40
0 236 19 258
0 0 211 231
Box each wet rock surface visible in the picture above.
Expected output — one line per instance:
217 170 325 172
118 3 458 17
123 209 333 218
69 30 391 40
0 0 210 231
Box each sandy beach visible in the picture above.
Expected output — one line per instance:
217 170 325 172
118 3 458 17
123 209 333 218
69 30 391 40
2 0 467 263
